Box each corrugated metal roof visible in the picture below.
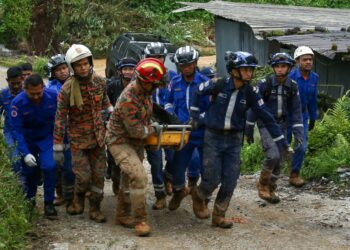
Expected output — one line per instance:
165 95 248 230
175 1 350 34
268 32 350 59
175 1 350 59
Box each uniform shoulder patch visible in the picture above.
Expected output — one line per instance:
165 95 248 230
253 86 259 93
11 110 17 117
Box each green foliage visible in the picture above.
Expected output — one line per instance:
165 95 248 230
304 93 350 180
252 66 273 85
241 140 264 174
53 0 151 58
228 0 350 8
0 134 31 249
0 0 32 48
32 56 49 78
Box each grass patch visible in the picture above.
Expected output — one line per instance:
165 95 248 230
0 133 32 249
0 56 48 78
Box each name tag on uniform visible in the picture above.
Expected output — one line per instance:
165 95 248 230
174 88 182 92
271 90 276 94
240 99 246 104
218 93 227 98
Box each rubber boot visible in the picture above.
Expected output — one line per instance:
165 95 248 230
112 181 120 196
44 201 58 219
116 190 135 228
211 201 232 229
187 176 199 194
66 192 85 215
289 172 305 187
257 169 273 201
191 186 210 219
130 188 151 236
135 222 151 237
164 176 173 195
54 171 65 206
168 187 190 211
268 181 281 204
89 194 106 223
152 195 167 210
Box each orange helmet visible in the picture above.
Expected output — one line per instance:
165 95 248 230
134 58 166 84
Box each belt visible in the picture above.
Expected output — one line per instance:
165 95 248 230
207 127 241 135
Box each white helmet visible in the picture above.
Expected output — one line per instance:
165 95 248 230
65 44 93 73
294 46 314 60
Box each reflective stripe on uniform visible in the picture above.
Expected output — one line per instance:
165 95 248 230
273 135 284 142
224 90 238 130
292 124 304 128
190 106 199 111
246 121 255 126
164 103 173 110
277 85 283 118
156 88 160 105
186 85 190 111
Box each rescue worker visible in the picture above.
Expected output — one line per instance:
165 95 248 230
20 62 33 80
143 42 174 209
0 67 24 174
10 74 58 217
46 54 75 208
106 58 166 236
245 52 303 203
288 46 318 187
106 57 138 195
190 51 292 228
164 46 210 211
54 44 113 223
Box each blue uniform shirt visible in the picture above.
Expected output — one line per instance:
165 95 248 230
152 69 178 107
0 88 22 135
47 79 64 93
246 76 304 141
165 71 210 143
10 88 58 155
289 68 318 121
191 77 287 146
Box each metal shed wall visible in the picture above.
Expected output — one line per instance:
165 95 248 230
215 16 271 77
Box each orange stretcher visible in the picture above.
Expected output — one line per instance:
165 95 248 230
145 124 192 150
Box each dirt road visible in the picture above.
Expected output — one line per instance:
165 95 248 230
2 60 349 250
30 162 349 250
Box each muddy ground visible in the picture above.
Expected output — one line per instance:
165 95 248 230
29 162 350 250
1 60 349 250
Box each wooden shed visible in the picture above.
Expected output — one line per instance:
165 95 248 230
174 1 350 97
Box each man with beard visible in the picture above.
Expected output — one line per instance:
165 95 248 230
287 46 319 187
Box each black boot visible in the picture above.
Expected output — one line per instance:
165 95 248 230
44 201 58 219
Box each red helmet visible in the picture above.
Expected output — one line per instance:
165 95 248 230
134 58 166 84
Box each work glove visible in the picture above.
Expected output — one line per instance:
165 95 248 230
278 142 294 161
53 144 65 166
308 120 315 131
24 154 37 167
188 118 199 130
245 125 254 145
151 122 162 135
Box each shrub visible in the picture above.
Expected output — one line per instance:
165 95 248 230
240 140 264 174
304 93 350 180
0 134 31 249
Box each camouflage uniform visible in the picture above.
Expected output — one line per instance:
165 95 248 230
54 74 112 215
106 80 154 224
